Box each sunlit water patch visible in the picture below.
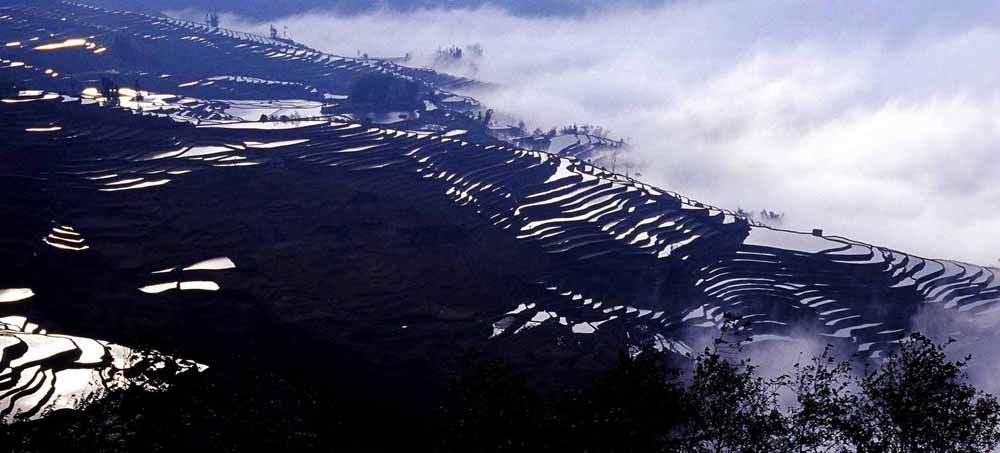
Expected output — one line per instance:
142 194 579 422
42 224 89 252
0 316 205 423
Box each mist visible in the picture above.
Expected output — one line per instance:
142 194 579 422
170 0 1000 266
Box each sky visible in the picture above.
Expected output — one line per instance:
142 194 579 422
169 0 1000 266
100 0 664 19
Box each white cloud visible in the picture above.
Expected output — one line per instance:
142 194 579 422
911 304 1000 395
176 1 1000 265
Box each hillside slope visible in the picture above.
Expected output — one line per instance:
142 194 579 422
2 0 999 423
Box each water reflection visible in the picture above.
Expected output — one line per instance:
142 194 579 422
0 288 33 303
0 316 205 422
33 38 87 51
24 126 61 132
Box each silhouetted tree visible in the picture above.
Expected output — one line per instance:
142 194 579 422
349 73 420 108
6 330 1000 452
437 350 544 453
0 366 340 452
848 334 1000 453
100 77 119 107
783 346 858 452
680 316 788 452
551 348 686 452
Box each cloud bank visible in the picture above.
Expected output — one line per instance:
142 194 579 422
178 0 1000 266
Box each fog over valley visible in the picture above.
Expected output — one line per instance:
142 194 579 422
171 1 1000 266
4 1 1000 450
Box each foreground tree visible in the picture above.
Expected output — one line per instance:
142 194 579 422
783 346 858 453
680 318 788 452
849 333 1000 453
6 329 1000 452
551 348 686 452
437 350 544 453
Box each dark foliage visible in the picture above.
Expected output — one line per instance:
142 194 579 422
349 73 421 109
849 334 1000 453
434 321 1000 453
436 350 546 453
4 329 1000 452
0 366 342 453
549 349 686 452
679 318 787 452
783 346 858 452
